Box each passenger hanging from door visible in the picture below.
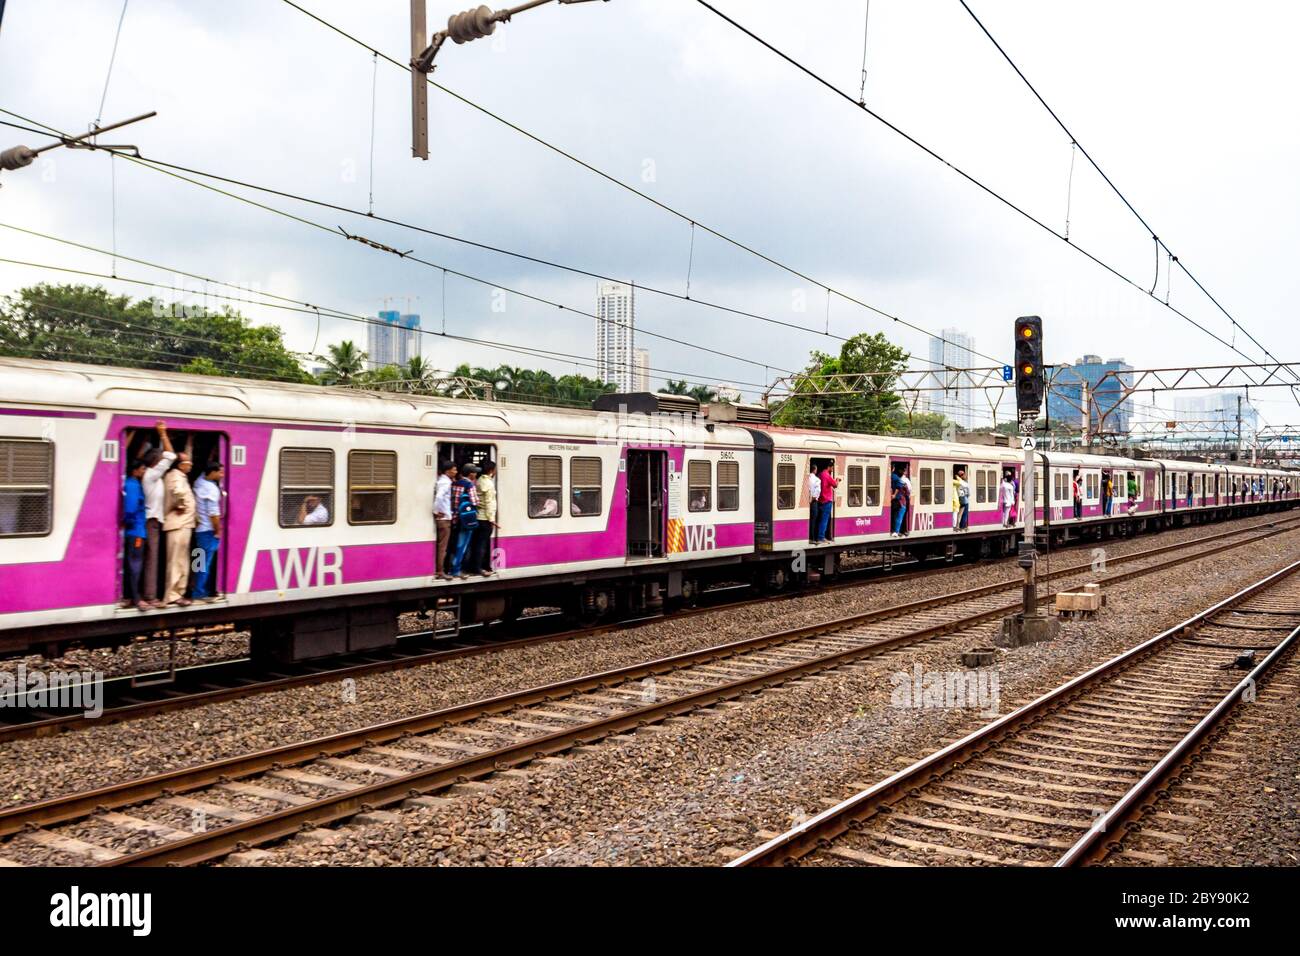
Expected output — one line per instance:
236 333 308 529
120 457 148 611
191 461 223 602
1072 469 1083 520
999 470 1016 527
891 462 911 537
815 461 837 543
471 459 497 577
953 466 970 531
806 463 821 544
434 460 457 580
449 462 480 578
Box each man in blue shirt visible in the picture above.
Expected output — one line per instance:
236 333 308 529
191 463 224 601
121 460 148 610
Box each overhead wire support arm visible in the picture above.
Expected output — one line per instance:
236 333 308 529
409 0 607 159
1 110 155 171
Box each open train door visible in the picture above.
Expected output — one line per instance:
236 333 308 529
627 449 666 558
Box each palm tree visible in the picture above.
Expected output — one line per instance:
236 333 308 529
318 340 366 386
664 379 691 395
403 355 436 393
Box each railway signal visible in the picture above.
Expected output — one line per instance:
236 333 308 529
1014 315 1044 415
1003 314 1059 650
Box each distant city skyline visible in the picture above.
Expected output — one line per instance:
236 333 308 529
927 327 976 429
596 282 637 392
369 310 420 369
633 347 651 393
1047 354 1135 435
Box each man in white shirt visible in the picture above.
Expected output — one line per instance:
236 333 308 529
298 495 330 526
192 463 223 601
140 420 177 607
433 460 457 579
806 463 822 543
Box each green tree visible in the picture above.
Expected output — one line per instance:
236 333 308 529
0 283 312 382
771 331 910 432
318 340 366 386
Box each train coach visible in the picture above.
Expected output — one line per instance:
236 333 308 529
1 358 1295 663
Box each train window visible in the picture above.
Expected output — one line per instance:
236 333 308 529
1086 474 1099 499
975 470 987 504
847 466 864 508
528 456 563 518
688 460 712 512
0 439 53 537
279 448 335 527
776 463 796 510
866 466 881 507
570 457 602 517
932 467 946 505
348 450 397 525
918 467 933 505
717 460 740 512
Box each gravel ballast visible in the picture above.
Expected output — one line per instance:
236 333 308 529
227 524 1300 866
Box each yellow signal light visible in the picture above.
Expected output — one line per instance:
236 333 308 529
1022 364 1035 376
1020 326 1034 337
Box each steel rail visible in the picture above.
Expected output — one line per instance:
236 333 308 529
0 518 1292 862
5 512 1292 742
1055 619 1300 866
729 557 1300 866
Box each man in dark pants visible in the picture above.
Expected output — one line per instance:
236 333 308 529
121 459 148 610
471 459 498 577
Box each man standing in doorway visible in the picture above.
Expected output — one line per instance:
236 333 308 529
191 462 223 601
806 463 821 544
163 447 196 607
473 459 498 577
121 459 148 610
434 460 457 579
140 421 177 608
816 461 838 543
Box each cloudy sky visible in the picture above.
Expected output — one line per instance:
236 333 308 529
1 0 1297 427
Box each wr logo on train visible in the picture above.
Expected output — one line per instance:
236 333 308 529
270 547 344 588
684 525 717 551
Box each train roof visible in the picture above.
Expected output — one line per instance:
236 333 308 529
0 358 753 446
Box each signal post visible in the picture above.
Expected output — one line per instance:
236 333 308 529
1001 316 1060 647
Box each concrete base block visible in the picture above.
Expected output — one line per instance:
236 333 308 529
997 612 1060 648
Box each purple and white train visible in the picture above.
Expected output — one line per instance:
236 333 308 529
1 358 1295 661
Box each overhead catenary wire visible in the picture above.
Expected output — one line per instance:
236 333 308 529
0 117 795 381
0 245 778 394
0 105 810 372
691 0 1268 372
954 0 1297 395
275 0 1007 368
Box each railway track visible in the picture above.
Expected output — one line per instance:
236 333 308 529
730 560 1300 867
3 513 1294 743
1 515 1296 867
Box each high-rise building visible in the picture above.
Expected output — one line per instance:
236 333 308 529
1174 391 1259 441
1046 355 1134 435
928 328 976 429
369 310 421 369
596 282 636 391
633 348 651 393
